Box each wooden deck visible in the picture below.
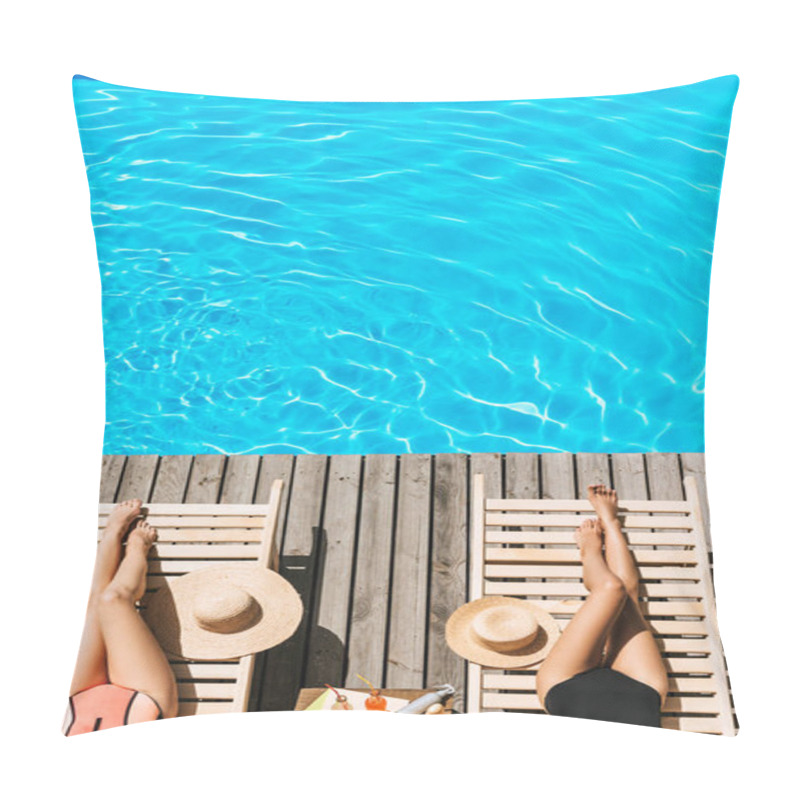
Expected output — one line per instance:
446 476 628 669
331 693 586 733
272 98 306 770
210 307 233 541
99 451 731 721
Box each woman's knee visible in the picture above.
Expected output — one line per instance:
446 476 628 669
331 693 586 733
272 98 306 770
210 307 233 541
97 585 136 611
594 575 627 602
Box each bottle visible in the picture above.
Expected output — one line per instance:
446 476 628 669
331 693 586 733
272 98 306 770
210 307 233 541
357 674 388 711
396 685 456 714
324 684 352 710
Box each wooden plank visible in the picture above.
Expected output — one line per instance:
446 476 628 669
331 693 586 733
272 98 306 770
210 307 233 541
540 453 576 500
486 582 705 600
681 453 711 549
248 456 295 711
150 456 192 503
485 530 695 546
117 455 159 501
480 692 721 714
184 455 226 503
122 528 264 543
611 453 648 500
485 498 688 512
148 558 260 574
386 454 432 688
465 454 501 714
99 455 126 502
646 453 684 502
346 454 397 686
149 543 266 559
258 454 327 711
253 455 295 549
484 548 698 566
112 515 269 528
661 717 725 734
576 452 610 494
304 454 362 687
485 513 695 529
485 564 700 581
220 455 260 504
99 503 271 517
178 701 235 717
178 683 238 701
504 452 539 502
483 673 717 692
526 599 706 618
426 453 468 711
684 475 736 736
170 662 240 680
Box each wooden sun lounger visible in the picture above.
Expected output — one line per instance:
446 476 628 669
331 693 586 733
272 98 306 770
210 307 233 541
467 473 735 735
97 479 284 718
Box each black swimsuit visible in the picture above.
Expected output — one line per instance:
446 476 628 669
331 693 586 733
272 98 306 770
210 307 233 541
543 667 662 728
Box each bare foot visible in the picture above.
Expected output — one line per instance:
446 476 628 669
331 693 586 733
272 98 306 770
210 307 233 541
587 484 619 529
127 520 157 601
575 518 603 552
128 519 158 549
104 499 142 540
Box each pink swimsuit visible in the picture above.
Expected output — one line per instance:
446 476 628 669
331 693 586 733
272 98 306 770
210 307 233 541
63 683 163 736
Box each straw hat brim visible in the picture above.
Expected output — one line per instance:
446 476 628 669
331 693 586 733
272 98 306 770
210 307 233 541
445 597 561 669
143 565 303 659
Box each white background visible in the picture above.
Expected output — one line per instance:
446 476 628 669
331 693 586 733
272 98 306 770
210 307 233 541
3 1 796 796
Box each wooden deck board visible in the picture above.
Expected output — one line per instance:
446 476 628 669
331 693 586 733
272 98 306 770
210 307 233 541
96 451 732 730
304 454 361 688
346 454 397 686
386 454 431 688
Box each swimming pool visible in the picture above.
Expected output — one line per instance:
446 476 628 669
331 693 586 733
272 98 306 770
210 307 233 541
74 75 736 455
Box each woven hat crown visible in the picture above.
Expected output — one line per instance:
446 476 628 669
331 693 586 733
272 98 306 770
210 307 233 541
192 587 261 634
471 605 539 652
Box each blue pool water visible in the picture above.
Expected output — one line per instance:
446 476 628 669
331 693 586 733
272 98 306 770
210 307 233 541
73 75 738 455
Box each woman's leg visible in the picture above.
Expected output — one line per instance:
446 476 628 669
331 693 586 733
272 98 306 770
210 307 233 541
96 520 179 718
588 485 669 704
536 519 629 708
70 500 142 695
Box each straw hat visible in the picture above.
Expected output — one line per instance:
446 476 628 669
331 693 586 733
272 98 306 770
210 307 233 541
144 565 303 659
445 597 560 669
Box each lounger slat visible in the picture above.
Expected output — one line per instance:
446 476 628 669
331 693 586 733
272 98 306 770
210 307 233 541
178 701 235 716
149 543 264 559
178 683 239 701
485 499 690 513
483 674 716 693
97 528 266 543
481 692 721 714
534 599 705 618
170 662 240 680
99 503 271 516
148 559 259 575
484 548 698 566
484 564 700 581
128 515 269 528
485 581 705 600
485 513 695 530
485 530 696 546
526 614 710 637
661 717 725 734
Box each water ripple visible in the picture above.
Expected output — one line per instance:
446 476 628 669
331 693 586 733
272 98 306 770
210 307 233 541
73 74 738 455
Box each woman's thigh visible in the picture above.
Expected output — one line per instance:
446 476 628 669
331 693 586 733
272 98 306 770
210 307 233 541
536 586 627 708
97 592 178 717
606 599 669 703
